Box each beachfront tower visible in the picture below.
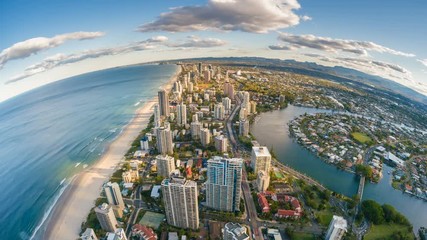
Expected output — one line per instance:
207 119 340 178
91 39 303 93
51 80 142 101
95 203 118 232
177 102 187 126
325 215 348 240
206 157 243 212
156 155 176 177
161 177 199 229
156 127 173 155
251 146 271 174
104 182 125 218
158 89 170 117
154 103 161 128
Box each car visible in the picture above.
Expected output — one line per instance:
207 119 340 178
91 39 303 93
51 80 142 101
248 218 251 222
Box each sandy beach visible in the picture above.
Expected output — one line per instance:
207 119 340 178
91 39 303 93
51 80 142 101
43 67 179 240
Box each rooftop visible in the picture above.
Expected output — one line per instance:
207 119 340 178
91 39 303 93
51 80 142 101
252 146 271 157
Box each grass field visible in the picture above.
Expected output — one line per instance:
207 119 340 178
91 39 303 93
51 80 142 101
364 224 414 240
351 132 372 144
316 211 333 226
292 232 316 240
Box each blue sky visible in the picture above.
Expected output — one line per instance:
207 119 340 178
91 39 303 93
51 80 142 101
1 0 426 102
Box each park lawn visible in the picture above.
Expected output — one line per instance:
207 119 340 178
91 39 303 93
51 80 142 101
292 232 316 240
364 224 414 240
351 132 372 144
316 210 333 226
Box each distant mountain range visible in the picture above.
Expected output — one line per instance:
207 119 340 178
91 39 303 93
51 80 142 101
160 57 427 107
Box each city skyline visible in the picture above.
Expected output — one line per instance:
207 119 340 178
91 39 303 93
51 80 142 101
1 0 427 102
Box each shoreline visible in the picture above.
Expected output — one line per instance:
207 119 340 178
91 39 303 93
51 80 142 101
41 66 180 240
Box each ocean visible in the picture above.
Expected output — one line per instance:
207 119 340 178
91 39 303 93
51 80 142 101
0 64 179 240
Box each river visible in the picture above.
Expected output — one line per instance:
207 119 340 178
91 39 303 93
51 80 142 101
251 105 426 231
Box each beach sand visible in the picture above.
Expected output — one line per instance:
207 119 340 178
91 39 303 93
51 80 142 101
43 67 179 240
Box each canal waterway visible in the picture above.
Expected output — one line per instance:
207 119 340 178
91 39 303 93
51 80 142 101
251 105 426 231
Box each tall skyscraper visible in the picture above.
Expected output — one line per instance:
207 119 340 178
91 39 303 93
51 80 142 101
104 182 125 218
214 135 228 153
206 157 243 212
222 97 231 114
204 70 211 82
191 121 202 140
250 101 257 114
325 215 348 240
251 146 271 173
156 155 175 177
156 127 173 155
176 102 187 126
239 119 249 137
188 82 194 93
256 170 270 192
214 103 225 120
154 103 161 128
198 62 202 75
95 203 118 232
239 107 247 120
242 91 250 115
161 177 199 229
200 128 211 147
223 81 234 99
223 222 249 240
158 89 170 117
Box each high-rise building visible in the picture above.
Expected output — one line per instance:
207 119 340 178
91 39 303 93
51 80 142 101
158 90 170 117
214 103 225 120
242 91 250 115
106 228 128 240
95 203 118 232
222 97 231 114
154 104 161 128
198 62 202 75
177 102 187 126
223 222 249 240
239 119 249 137
161 177 199 229
325 215 348 240
156 127 173 155
204 70 211 82
200 128 211 147
188 82 194 93
239 108 247 121
81 228 98 240
156 155 176 177
214 135 228 153
104 182 125 218
256 170 270 192
251 146 271 174
140 136 149 150
223 81 234 99
206 157 243 212
190 121 202 140
250 101 257 114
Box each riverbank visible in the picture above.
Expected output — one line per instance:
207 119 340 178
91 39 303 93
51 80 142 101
42 66 180 240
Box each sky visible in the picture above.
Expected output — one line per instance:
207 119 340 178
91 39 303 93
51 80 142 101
1 0 426 102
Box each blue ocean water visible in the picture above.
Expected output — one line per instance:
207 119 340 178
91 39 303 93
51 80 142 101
0 64 179 240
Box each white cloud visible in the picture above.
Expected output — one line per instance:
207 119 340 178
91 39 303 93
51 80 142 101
0 32 105 68
271 33 415 57
301 15 312 21
138 0 302 33
418 59 427 67
167 36 226 48
6 36 225 83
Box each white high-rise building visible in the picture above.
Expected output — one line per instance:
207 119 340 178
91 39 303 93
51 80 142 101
190 121 202 140
206 157 243 212
140 136 149 150
95 203 118 232
222 97 231 114
223 222 249 240
106 228 127 240
154 104 161 128
325 215 348 240
201 128 211 147
156 127 173 155
81 228 98 240
156 155 176 177
177 102 187 126
158 89 170 117
214 103 225 120
214 135 228 153
104 182 125 218
251 146 271 174
239 108 247 121
256 170 270 192
239 119 249 137
162 177 199 229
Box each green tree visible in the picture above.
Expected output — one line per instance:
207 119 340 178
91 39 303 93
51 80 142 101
361 200 385 224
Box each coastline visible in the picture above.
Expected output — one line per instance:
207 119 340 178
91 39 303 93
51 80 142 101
41 66 180 240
